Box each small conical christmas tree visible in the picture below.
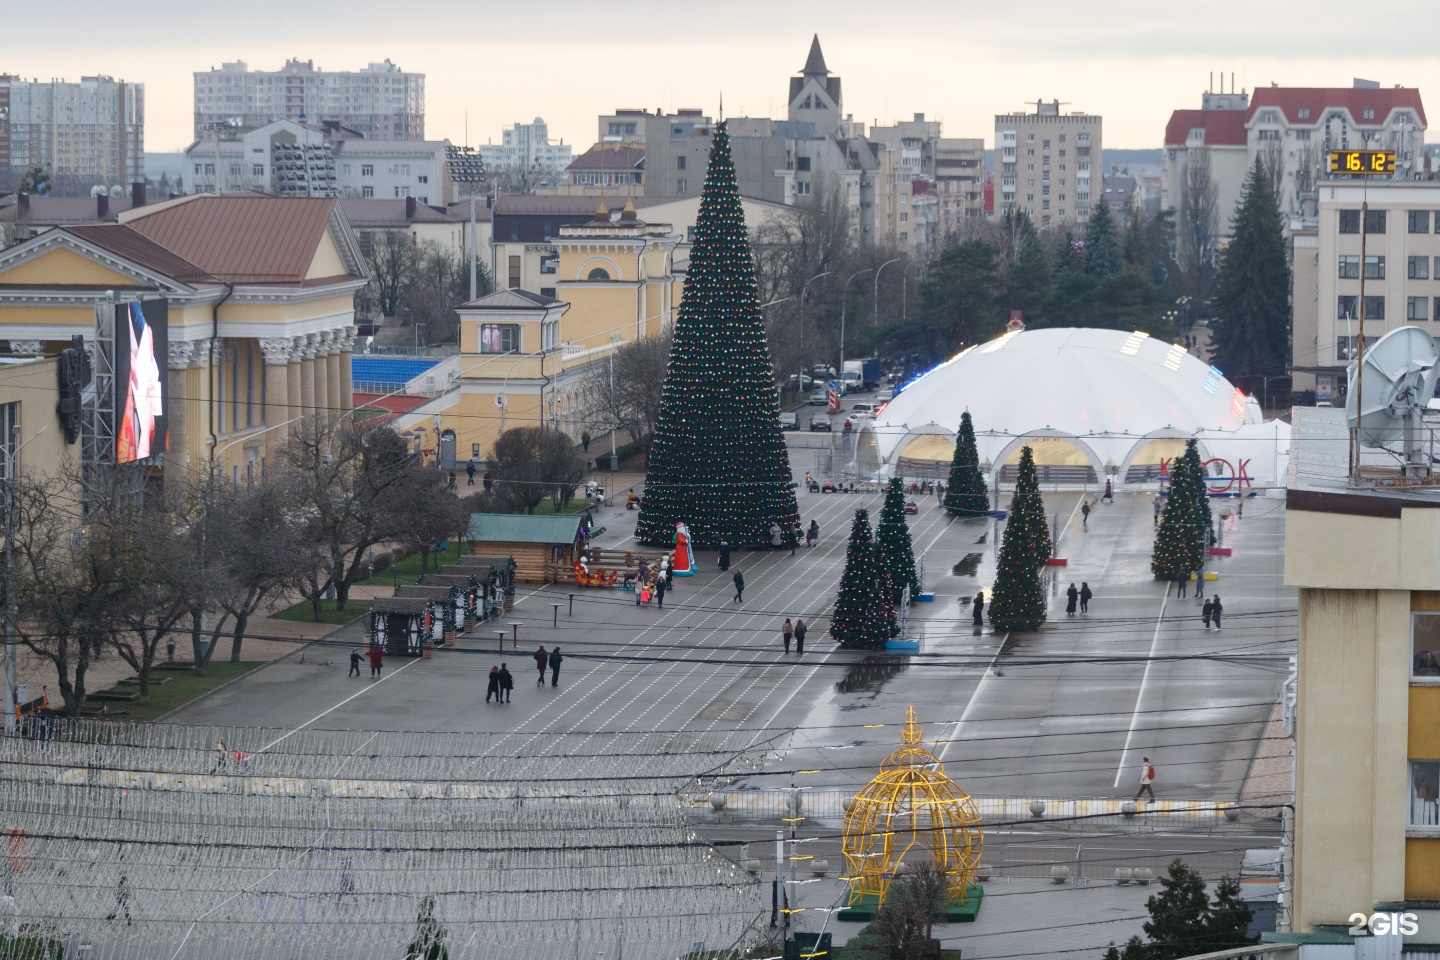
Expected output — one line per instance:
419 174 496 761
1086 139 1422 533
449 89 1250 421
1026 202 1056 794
636 121 800 548
1181 437 1214 564
1152 438 1207 580
943 411 990 516
877 476 921 603
830 508 897 649
988 446 1050 630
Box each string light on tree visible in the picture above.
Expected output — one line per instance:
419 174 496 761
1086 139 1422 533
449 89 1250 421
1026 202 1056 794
831 508 897 649
877 476 920 603
943 411 990 516
987 445 1049 631
1151 437 1208 581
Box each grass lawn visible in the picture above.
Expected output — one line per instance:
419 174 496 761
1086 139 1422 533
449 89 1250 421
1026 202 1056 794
106 661 263 722
271 601 368 625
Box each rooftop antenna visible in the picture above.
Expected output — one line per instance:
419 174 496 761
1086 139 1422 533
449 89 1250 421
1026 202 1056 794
1345 326 1440 480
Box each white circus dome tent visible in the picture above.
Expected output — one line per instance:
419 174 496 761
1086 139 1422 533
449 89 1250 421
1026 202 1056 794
854 327 1290 493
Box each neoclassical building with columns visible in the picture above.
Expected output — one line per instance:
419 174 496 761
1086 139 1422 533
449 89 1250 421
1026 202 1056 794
0 194 366 484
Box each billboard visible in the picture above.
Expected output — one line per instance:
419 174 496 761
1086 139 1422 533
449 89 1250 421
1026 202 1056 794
115 299 168 463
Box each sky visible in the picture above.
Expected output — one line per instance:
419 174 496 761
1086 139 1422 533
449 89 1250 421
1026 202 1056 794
5 0 1440 154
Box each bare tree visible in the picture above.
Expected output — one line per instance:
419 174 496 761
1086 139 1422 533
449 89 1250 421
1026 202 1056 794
361 230 417 319
582 333 671 460
488 427 586 514
391 467 471 574
404 241 489 346
1259 139 1285 197
1176 155 1219 300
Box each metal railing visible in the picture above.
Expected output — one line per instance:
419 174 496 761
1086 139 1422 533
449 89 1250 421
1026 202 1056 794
1176 947 1298 960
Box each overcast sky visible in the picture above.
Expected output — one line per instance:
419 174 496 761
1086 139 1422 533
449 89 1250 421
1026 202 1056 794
7 0 1439 153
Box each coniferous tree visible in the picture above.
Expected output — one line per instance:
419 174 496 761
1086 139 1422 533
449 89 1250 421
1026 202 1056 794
988 446 1050 630
406 895 450 960
1083 200 1123 279
1151 438 1207 580
877 477 920 603
1101 861 1255 960
943 411 990 516
636 121 800 547
830 509 897 649
1209 157 1290 379
1180 437 1213 559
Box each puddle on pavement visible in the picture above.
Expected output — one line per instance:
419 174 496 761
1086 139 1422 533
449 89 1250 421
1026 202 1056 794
834 655 908 694
952 553 983 577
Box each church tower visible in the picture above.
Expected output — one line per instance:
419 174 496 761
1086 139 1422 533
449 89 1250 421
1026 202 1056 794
787 35 843 136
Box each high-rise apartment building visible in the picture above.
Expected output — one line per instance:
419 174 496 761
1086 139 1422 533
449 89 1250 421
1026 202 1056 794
193 59 423 140
995 100 1102 228
0 75 144 185
477 118 573 177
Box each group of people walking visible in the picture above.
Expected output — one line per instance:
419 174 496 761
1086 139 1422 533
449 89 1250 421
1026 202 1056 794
350 644 385 678
485 665 514 703
779 618 809 655
533 645 563 687
634 555 673 608
1064 582 1094 616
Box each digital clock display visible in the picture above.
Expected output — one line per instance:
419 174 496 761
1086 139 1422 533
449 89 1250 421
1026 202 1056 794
1329 149 1397 175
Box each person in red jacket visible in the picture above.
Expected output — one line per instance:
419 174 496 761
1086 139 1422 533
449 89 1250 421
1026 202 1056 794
367 642 384 679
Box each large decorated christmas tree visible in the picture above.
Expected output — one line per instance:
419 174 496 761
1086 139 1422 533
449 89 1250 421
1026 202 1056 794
988 446 1050 630
943 411 990 516
636 121 800 548
877 476 921 603
1152 437 1210 579
830 508 897 649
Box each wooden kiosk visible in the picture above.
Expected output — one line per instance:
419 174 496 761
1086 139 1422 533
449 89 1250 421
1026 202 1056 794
464 514 588 585
368 597 435 657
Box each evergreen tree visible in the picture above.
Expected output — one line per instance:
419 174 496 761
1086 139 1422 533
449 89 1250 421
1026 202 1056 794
1199 877 1256 954
877 477 920 603
636 121 800 548
1151 438 1207 580
406 895 450 960
988 446 1050 630
1003 233 1051 328
1210 157 1290 378
1180 437 1213 557
1082 200 1122 279
943 411 990 516
1102 937 1149 960
830 509 897 649
1141 859 1211 960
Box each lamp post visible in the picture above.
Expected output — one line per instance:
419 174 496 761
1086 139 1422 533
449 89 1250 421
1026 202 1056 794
840 268 874 391
874 258 903 328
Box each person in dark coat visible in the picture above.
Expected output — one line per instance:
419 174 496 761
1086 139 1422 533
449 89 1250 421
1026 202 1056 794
548 646 563 687
733 569 745 603
1102 479 1113 503
782 618 793 654
1079 582 1092 614
1081 501 1091 530
1175 571 1188 598
485 666 500 703
972 592 984 626
1210 595 1223 629
654 576 668 609
581 430 591 452
718 542 731 571
466 459 477 485
533 645 548 686
1065 583 1078 616
349 649 361 677
498 664 513 703
806 520 819 547
482 470 493 492
794 618 807 655
1202 597 1214 629
367 643 384 678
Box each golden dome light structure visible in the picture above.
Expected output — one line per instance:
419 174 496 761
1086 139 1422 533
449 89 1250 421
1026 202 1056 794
841 706 983 912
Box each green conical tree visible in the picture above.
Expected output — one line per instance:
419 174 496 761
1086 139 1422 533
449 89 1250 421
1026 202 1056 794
1151 438 1208 580
636 121 800 547
830 509 897 649
988 446 1050 630
1210 157 1290 379
406 895 450 960
943 411 990 516
1082 199 1122 279
877 477 921 602
1180 437 1213 562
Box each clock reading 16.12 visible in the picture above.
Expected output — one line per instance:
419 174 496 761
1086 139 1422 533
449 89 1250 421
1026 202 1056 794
1329 149 1397 175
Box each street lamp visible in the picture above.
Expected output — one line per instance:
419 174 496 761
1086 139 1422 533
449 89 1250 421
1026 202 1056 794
840 268 874 390
874 258 903 328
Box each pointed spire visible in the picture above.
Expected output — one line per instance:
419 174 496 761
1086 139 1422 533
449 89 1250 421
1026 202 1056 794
901 705 921 745
594 198 610 220
802 34 829 76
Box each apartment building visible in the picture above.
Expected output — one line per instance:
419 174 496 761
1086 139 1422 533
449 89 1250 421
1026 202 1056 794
1291 181 1440 398
556 143 645 196
477 118 572 177
1161 88 1251 244
193 59 423 140
934 138 985 239
995 100 1102 228
0 75 144 185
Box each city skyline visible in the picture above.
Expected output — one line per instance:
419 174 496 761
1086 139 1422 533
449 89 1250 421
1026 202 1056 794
5 0 1438 154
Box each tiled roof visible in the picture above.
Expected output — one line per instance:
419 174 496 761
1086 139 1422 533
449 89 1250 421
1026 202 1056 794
1163 109 1248 147
1247 86 1427 127
124 195 344 284
459 289 564 311
64 224 216 285
566 145 645 172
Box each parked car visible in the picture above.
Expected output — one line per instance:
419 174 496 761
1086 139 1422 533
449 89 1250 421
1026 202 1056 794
809 415 833 432
786 374 816 392
850 402 877 419
808 389 829 406
779 411 800 430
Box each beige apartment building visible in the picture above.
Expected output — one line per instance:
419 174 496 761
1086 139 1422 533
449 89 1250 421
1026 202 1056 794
1291 181 1440 399
995 100 1101 229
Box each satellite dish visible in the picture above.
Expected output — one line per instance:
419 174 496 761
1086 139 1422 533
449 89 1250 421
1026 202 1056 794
1346 325 1440 471
109 185 124 198
90 185 106 198
494 394 507 409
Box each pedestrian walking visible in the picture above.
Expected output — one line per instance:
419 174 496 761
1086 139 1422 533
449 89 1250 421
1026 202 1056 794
1202 597 1214 629
106 874 132 925
1102 478 1113 503
1079 582 1092 614
485 666 501 704
368 642 384 678
794 618 807 655
807 520 819 548
1080 500 1091 530
733 569 745 603
664 557 674 590
1135 756 1157 800
213 736 228 774
1153 496 1162 526
466 459 477 485
581 430 591 453
782 618 793 654
349 648 361 677
498 664 513 703
654 576 668 608
1065 583 1078 616
789 526 797 556
447 472 457 491
718 542 731 571
1211 595 1223 629
548 646 563 687
936 482 945 507
1175 571 1188 598
534 645 548 685
482 470 493 492
972 591 984 626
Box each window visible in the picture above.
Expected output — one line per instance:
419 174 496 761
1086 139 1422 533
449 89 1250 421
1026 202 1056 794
1340 210 1360 233
794 181 811 196
1042 155 1051 167
361 164 373 177
1409 297 1429 320
362 185 374 198
796 156 811 171
252 163 264 176
1043 170 1050 181
900 213 908 222
1042 199 1051 211
418 175 428 184
1042 185 1051 196
479 323 520 354
1078 132 1090 144
540 286 556 299
1363 108 1375 120
1414 614 1440 679
1338 295 1358 319
1042 139 1050 149
1295 130 1311 141
1059 194 1067 203
1410 256 1430 279
1027 133 1034 142
1435 297 1440 322
1257 129 1280 141
899 232 908 241
1337 335 1358 360
1369 210 1387 233
677 179 687 192
1365 295 1386 319
1410 210 1432 233
1258 109 1281 123
509 223 520 242
394 186 410 197
1365 255 1385 279
676 155 686 170
1411 761 1440 827
1298 108 1311 120
608 122 636 137
586 267 611 281
1059 149 1067 158
508 255 521 289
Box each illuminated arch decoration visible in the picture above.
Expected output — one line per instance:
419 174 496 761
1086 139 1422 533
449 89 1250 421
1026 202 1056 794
838 707 984 921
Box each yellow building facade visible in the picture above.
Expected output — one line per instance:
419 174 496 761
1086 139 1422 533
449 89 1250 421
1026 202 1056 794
0 194 367 484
